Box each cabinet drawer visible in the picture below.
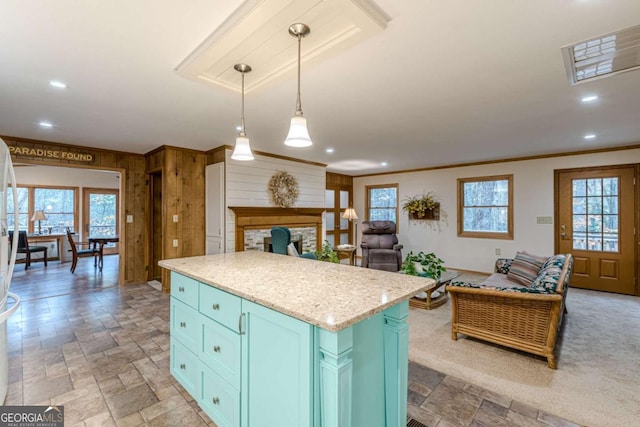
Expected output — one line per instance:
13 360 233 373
171 298 199 350
200 364 240 427
200 316 241 389
171 338 200 398
199 284 241 332
171 272 199 309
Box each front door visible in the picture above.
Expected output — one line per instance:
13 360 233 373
82 188 119 255
556 165 637 295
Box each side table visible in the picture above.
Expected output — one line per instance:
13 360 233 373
335 245 357 266
409 270 461 310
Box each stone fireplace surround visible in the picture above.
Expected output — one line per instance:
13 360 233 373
229 207 325 253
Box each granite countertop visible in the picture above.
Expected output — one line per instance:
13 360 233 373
159 251 435 332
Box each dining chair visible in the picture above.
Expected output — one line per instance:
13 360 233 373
9 230 48 270
66 229 98 273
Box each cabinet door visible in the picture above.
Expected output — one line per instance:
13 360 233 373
241 300 313 427
171 298 200 350
171 338 200 398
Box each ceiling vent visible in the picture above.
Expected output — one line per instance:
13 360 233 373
175 0 389 93
562 24 640 85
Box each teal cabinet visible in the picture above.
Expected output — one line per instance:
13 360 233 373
241 300 312 427
168 271 409 427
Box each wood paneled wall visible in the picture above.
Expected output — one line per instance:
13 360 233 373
2 135 147 284
145 146 207 291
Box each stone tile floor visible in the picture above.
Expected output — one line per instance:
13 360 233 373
407 362 580 427
5 259 581 426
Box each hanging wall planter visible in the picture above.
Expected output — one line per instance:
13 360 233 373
402 193 441 220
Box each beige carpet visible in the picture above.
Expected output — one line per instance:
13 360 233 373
408 278 640 427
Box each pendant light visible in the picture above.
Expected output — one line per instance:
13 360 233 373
284 23 313 148
231 63 255 161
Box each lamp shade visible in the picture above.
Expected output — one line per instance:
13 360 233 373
284 116 312 147
31 210 47 221
342 208 358 220
231 136 254 161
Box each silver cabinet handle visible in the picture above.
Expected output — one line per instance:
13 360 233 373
213 345 221 353
212 397 220 405
212 303 220 310
239 313 245 335
179 321 186 328
179 363 185 370
178 286 185 292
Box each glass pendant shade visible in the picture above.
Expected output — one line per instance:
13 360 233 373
284 116 312 147
284 23 313 148
231 135 254 160
231 63 254 161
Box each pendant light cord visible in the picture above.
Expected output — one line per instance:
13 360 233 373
240 70 246 136
295 34 303 116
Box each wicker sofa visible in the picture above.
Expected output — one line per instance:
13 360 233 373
446 253 573 369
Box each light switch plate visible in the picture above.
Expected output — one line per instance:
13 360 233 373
126 215 133 223
173 214 179 222
172 239 179 247
537 216 553 224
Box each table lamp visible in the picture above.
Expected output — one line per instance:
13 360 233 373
31 210 47 234
342 207 359 247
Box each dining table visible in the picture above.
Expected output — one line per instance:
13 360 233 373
88 236 119 271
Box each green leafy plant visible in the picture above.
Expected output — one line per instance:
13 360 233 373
401 193 438 218
400 251 446 279
315 240 340 263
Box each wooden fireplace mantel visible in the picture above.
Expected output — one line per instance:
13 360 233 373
229 206 325 252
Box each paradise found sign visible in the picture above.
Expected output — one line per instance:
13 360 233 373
8 144 95 163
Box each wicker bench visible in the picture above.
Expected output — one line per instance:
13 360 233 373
447 254 573 369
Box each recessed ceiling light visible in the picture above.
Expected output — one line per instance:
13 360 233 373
39 121 53 128
584 134 596 139
581 95 598 102
381 162 388 167
325 148 334 153
49 80 67 89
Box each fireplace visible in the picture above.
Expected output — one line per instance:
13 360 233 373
229 207 325 252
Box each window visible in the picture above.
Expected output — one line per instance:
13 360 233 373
571 177 619 252
7 187 29 231
6 186 78 234
35 188 76 233
366 184 398 224
458 175 513 239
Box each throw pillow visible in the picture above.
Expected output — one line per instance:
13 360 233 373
287 242 300 257
506 251 547 287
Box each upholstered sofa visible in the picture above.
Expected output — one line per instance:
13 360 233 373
446 253 573 369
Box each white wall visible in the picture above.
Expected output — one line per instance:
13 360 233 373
14 165 120 188
354 148 640 273
224 149 326 252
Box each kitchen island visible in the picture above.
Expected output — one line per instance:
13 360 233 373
160 251 434 427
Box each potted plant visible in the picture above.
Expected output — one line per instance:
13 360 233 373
402 193 440 219
315 240 340 263
400 251 446 280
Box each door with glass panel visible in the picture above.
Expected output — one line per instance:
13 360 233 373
82 188 119 255
325 188 351 248
556 166 636 295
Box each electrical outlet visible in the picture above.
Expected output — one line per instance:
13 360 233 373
495 248 501 255
173 214 179 223
172 239 179 248
126 215 133 223
537 216 553 224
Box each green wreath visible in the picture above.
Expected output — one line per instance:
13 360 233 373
268 170 299 208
